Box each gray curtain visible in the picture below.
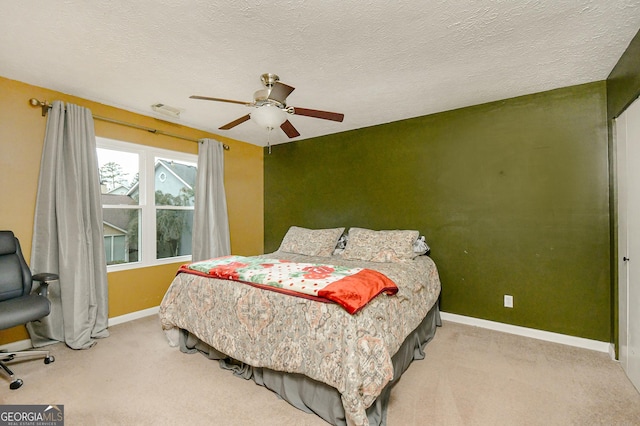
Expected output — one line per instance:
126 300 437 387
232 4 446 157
192 138 231 261
27 101 109 350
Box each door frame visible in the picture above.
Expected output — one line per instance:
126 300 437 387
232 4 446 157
615 95 640 392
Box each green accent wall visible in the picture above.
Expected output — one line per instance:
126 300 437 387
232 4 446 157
607 29 640 121
265 82 610 341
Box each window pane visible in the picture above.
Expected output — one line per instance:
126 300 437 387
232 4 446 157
97 148 140 203
154 157 196 207
156 209 193 259
102 208 140 265
97 137 198 269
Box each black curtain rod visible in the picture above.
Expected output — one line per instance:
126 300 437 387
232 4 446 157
28 98 230 150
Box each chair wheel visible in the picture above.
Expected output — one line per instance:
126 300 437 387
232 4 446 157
44 355 55 364
10 379 23 390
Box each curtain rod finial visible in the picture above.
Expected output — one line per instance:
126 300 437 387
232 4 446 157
29 98 50 116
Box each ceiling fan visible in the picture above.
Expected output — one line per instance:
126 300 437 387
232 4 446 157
190 73 344 138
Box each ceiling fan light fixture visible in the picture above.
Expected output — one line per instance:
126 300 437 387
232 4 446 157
190 73 343 139
250 105 286 130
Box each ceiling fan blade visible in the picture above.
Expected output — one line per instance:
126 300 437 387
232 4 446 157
292 107 344 122
219 114 251 130
190 95 250 106
280 120 301 138
267 82 295 104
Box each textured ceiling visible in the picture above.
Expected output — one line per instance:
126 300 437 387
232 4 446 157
1 1 639 147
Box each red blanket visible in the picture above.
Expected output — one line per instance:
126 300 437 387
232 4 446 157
178 255 398 314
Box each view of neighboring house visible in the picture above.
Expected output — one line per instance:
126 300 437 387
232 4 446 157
107 185 129 195
101 158 196 264
102 193 137 264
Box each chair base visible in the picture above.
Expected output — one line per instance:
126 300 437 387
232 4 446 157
1 350 55 390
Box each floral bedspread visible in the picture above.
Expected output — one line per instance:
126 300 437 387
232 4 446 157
159 251 441 426
178 255 398 314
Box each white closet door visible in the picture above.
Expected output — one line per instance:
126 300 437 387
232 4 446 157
618 95 640 392
617 111 629 376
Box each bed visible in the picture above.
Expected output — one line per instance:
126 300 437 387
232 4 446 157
158 227 442 426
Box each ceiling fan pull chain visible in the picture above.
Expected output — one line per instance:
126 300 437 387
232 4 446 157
267 127 272 154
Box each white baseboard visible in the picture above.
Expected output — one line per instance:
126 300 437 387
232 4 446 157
1 306 160 352
609 343 617 361
440 311 611 354
4 308 613 358
0 339 33 352
107 306 159 327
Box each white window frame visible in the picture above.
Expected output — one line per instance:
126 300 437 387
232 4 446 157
97 137 197 272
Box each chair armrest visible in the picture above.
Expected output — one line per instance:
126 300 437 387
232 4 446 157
32 273 59 298
33 272 59 283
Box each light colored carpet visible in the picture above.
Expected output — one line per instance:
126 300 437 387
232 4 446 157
1 315 639 425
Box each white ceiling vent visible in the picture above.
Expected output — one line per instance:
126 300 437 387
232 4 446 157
151 103 184 118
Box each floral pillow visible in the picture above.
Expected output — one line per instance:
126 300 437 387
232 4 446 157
278 226 345 257
342 228 419 263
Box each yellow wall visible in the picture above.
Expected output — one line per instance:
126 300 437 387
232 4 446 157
0 76 264 344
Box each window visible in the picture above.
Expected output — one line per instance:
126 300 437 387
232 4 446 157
97 137 197 270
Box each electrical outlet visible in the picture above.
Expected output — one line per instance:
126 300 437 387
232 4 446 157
504 295 513 308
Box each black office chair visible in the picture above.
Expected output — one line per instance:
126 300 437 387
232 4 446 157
0 230 57 389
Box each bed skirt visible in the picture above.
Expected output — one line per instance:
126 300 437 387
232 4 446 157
179 303 441 426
